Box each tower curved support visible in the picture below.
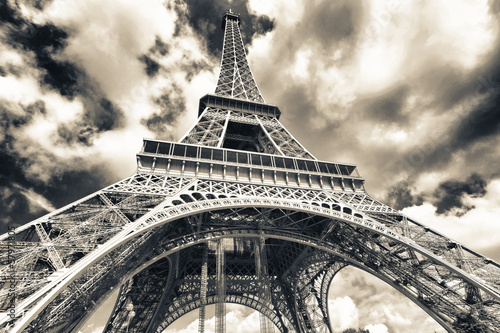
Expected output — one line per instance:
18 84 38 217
319 266 338 329
286 253 346 333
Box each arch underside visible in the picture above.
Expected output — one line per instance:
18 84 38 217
1 175 500 332
104 242 345 333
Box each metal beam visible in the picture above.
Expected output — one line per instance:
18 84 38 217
215 240 226 333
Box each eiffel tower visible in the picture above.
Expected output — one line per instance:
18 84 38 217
1 8 500 333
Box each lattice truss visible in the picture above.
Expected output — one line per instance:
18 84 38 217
181 108 315 159
181 108 227 147
215 13 264 103
1 173 500 332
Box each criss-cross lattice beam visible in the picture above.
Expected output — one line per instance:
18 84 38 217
122 243 296 333
180 108 316 159
180 108 229 146
257 116 316 159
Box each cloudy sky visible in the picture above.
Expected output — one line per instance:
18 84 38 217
1 0 500 332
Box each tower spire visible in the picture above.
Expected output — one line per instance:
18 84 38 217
216 9 265 103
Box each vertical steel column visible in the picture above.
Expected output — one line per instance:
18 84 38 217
199 244 209 333
255 238 275 333
215 239 226 333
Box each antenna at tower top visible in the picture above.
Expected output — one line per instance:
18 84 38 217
221 7 240 30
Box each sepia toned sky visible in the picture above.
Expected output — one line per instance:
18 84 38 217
1 0 500 332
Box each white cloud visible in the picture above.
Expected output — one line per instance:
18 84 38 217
290 47 312 80
329 267 445 333
328 296 359 331
13 183 56 213
382 307 411 328
0 75 42 106
44 0 177 100
356 43 406 94
365 323 389 333
0 47 24 67
92 125 148 179
315 65 356 117
248 0 305 26
167 305 263 333
168 317 200 333
422 0 497 69
355 0 497 91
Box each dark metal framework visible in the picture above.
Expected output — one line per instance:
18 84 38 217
1 8 499 333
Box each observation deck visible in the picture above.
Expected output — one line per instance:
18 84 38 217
137 139 365 192
198 94 281 118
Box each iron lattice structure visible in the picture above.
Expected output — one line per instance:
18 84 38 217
1 9 500 333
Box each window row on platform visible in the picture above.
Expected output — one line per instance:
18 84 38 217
142 140 359 178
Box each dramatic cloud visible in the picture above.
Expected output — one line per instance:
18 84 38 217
0 0 222 230
248 0 500 200
403 179 500 259
0 179 53 227
183 0 274 58
432 173 487 216
329 267 445 333
385 180 423 210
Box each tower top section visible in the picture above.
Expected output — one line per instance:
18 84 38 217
215 9 265 103
221 9 240 30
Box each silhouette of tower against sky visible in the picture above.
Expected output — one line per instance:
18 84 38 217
1 8 500 333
